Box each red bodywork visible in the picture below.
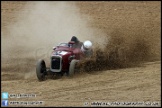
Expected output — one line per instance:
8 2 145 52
51 42 84 72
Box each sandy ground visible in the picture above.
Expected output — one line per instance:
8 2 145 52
1 61 161 107
1 1 161 107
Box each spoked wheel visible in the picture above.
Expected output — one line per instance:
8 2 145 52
36 59 47 81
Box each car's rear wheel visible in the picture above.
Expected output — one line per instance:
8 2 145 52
36 59 47 81
68 59 79 77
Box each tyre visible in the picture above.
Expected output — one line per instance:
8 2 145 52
68 59 79 77
36 59 47 81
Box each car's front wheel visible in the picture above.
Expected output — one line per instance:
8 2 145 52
68 59 79 77
36 59 47 81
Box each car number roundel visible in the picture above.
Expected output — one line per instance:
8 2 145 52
58 51 68 55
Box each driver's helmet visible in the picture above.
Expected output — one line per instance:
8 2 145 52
71 36 79 43
81 40 92 52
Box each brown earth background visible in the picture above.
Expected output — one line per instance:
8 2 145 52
1 1 161 107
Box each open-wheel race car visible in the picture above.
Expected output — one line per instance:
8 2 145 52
36 36 93 81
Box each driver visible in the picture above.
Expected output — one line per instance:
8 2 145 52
70 36 83 48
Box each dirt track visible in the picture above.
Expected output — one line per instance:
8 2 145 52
1 61 161 107
1 1 161 107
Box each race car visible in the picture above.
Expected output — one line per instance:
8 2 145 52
36 36 93 81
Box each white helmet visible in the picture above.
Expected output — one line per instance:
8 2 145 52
81 40 92 52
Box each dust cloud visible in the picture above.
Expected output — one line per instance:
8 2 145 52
79 17 160 72
1 2 107 79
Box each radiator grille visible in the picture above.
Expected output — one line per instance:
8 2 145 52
51 57 60 69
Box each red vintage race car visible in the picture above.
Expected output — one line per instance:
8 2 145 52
36 37 93 81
